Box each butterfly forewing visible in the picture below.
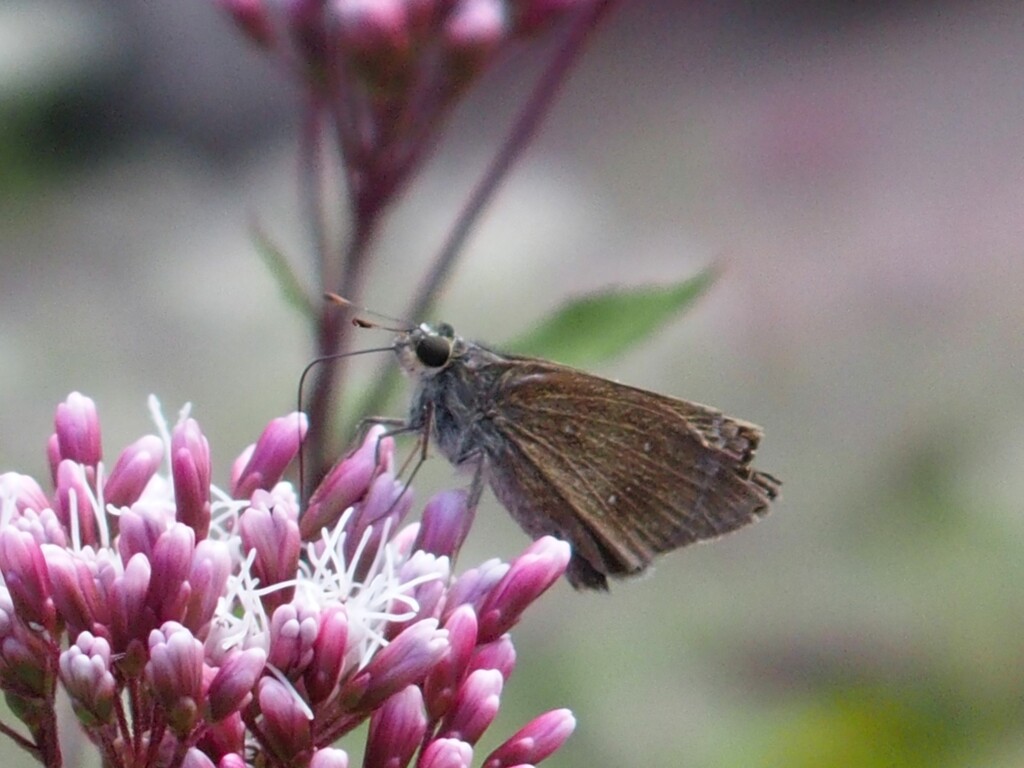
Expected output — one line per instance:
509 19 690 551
481 360 778 589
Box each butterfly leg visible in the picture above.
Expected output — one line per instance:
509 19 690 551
384 399 435 476
374 402 436 517
349 416 410 464
467 457 487 509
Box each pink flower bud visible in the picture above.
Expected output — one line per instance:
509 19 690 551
10 506 67 548
240 504 300 613
0 472 50 517
482 709 576 768
200 712 245 759
218 754 248 768
335 0 411 55
346 472 408 549
424 604 478 720
171 418 212 539
347 618 448 711
310 747 350 768
364 685 427 768
217 0 276 48
42 544 106 640
511 0 582 36
183 539 232 632
301 427 391 541
0 528 55 630
440 668 503 744
414 490 475 560
257 676 312 760
148 523 196 622
443 559 509 621
104 434 164 509
54 392 102 469
345 472 414 582
477 537 568 642
117 505 165 563
0 593 55 698
55 459 98 547
147 623 205 736
304 605 348 704
267 602 320 677
466 635 516 682
445 0 505 53
207 647 267 722
386 551 449 638
182 747 217 768
420 738 473 768
232 413 307 498
107 553 154 650
59 632 116 726
441 0 508 95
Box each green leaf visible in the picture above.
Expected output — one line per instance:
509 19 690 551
250 222 316 319
504 267 717 367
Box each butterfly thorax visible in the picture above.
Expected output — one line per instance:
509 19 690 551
396 325 509 466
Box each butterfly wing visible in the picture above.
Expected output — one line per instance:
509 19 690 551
480 360 779 590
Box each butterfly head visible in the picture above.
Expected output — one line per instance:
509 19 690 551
395 322 460 378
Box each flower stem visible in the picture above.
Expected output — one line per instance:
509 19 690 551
0 719 40 759
407 0 620 325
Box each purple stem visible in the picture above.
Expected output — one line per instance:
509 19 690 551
301 79 386 489
303 219 377 491
0 719 39 759
300 97 332 289
405 0 620 325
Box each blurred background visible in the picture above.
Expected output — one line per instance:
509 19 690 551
3 0 1024 766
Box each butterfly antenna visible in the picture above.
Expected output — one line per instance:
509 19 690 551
296 345 396 503
324 292 414 333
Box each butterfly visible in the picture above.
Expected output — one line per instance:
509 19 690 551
392 320 779 590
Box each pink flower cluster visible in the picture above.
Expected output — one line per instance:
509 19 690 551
0 392 574 768
221 0 589 80
215 0 596 222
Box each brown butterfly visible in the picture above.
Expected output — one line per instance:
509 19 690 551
393 321 780 590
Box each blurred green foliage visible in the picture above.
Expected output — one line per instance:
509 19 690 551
505 268 717 367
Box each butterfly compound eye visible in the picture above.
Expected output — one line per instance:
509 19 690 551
415 333 452 368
